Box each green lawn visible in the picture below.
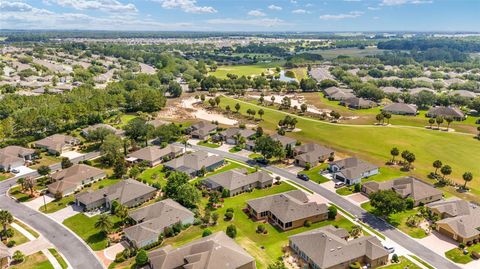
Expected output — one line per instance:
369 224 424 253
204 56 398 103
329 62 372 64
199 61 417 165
336 186 355 196
138 165 167 186
10 251 54 269
197 141 221 148
248 153 263 159
30 153 60 169
362 202 427 239
228 147 242 153
63 213 122 251
362 167 408 183
209 64 271 79
0 172 11 181
9 225 30 246
409 255 435 269
297 164 330 184
445 244 480 264
14 220 39 238
380 257 421 269
40 178 122 213
9 186 35 202
48 249 68 269
161 182 356 269
217 96 480 199
191 160 255 184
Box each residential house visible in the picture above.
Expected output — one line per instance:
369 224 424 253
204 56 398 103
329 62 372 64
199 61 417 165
382 103 418 116
289 225 389 269
0 242 10 269
427 200 480 244
408 87 436 96
293 143 334 167
81 123 123 137
163 151 224 178
0 146 36 172
246 190 328 231
324 87 355 101
202 168 273 196
270 134 297 149
75 179 157 211
426 106 466 121
126 145 183 167
219 128 256 145
148 232 256 269
340 97 376 109
380 86 402 94
449 90 478 99
47 164 106 196
33 134 80 155
147 119 169 128
187 121 217 139
362 177 442 206
329 157 379 185
123 199 194 248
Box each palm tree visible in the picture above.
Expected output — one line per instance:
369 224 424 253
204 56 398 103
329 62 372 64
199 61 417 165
462 172 473 189
180 136 189 150
384 113 392 124
433 160 442 175
0 210 13 241
390 147 399 163
258 109 264 119
17 178 25 191
440 165 452 180
349 225 362 238
445 117 453 131
435 116 444 129
94 214 113 236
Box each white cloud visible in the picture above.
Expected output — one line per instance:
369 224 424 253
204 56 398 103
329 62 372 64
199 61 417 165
268 4 282 11
381 0 433 6
248 9 266 17
155 0 217 14
44 0 137 12
319 11 363 20
368 6 380 10
292 9 307 14
206 18 288 27
0 1 194 30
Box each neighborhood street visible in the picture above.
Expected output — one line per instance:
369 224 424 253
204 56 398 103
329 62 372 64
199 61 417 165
186 143 462 269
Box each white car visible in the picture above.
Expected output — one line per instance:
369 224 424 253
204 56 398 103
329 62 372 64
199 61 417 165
384 246 395 254
334 181 345 188
11 168 20 174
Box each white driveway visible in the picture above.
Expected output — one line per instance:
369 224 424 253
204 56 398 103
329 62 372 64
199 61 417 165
60 151 84 160
347 193 370 206
49 204 82 223
12 165 35 177
24 195 55 210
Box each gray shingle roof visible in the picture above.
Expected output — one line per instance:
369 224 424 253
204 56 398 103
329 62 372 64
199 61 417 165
148 231 255 269
127 145 182 163
427 106 465 119
246 190 328 224
382 103 418 114
294 143 334 163
269 134 296 147
436 209 480 239
34 134 79 152
427 199 472 217
0 145 34 167
203 168 273 191
163 151 224 172
363 177 442 201
330 157 378 180
289 225 388 268
48 164 106 193
220 128 256 140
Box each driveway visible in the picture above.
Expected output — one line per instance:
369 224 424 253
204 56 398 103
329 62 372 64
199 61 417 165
49 204 82 223
283 165 303 175
347 193 370 205
12 165 35 177
24 195 55 211
61 151 84 160
96 242 127 268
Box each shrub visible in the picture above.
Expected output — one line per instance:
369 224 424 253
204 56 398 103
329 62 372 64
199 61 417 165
406 198 415 209
328 206 337 220
459 243 466 249
226 224 237 238
354 183 361 193
6 240 15 247
164 227 174 238
349 262 361 269
12 250 24 263
202 229 212 237
305 162 311 171
392 254 399 263
224 211 234 221
135 250 149 266
226 208 234 213
304 220 312 227
257 224 266 234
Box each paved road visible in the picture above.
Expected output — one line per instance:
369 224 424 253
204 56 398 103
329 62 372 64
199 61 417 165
186 143 461 269
0 151 104 269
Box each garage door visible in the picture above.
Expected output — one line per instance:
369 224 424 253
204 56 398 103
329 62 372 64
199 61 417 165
438 227 455 239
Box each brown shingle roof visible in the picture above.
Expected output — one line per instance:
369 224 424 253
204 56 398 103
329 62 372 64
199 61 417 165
148 232 255 269
363 177 442 202
246 190 328 224
383 103 418 114
427 106 465 119
203 168 273 191
127 145 182 163
34 134 79 152
163 151 224 172
47 164 106 193
289 225 388 268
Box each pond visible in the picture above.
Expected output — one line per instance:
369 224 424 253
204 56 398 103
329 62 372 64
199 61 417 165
277 70 297 82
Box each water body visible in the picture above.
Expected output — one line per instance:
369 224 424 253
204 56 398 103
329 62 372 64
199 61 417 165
278 70 297 82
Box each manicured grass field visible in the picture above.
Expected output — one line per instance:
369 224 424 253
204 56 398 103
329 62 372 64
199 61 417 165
0 172 11 181
217 96 480 199
197 141 221 148
362 167 407 183
361 202 427 239
10 251 54 269
48 249 68 269
445 244 480 264
380 257 421 269
63 213 122 251
9 186 35 202
9 225 30 246
297 164 330 184
161 183 356 269
30 153 60 169
336 186 355 196
248 153 263 159
310 47 385 60
138 165 167 186
209 65 270 79
191 160 255 184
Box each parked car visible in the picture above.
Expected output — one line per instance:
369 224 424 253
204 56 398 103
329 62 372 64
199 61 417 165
11 168 20 174
384 246 395 254
297 173 309 181
334 181 345 188
255 157 269 165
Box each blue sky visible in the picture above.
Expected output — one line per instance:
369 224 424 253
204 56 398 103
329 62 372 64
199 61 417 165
0 0 479 32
